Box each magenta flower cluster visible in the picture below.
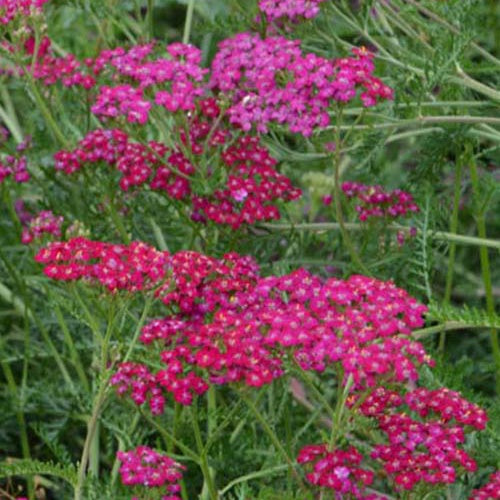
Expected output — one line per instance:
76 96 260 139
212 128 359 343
35 237 168 292
343 385 488 491
36 237 431 408
470 471 500 499
0 0 48 25
297 445 377 498
53 98 300 228
342 181 419 222
211 37 393 135
258 0 327 23
117 446 185 500
0 154 29 184
21 209 63 244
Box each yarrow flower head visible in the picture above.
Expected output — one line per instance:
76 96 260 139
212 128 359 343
210 34 393 136
117 446 185 500
342 181 419 222
21 210 64 244
258 0 327 23
0 0 49 25
469 471 500 499
53 97 301 228
297 444 375 497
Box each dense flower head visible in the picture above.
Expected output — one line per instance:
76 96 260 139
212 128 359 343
34 237 169 293
117 446 185 499
469 471 500 499
53 99 300 227
37 239 431 407
21 210 63 244
0 0 49 25
405 387 488 430
345 385 487 492
297 444 375 497
258 0 327 23
342 181 419 222
372 412 477 490
210 34 393 136
0 153 30 184
192 135 301 228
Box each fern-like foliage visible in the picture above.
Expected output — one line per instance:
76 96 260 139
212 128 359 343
0 459 77 487
427 302 500 330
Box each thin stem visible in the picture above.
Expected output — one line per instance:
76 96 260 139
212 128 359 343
146 0 154 40
332 107 371 274
182 0 196 45
190 401 218 500
260 222 500 250
454 64 500 102
468 150 500 394
403 0 500 67
219 465 289 496
439 157 464 352
74 382 110 500
25 73 70 148
1 361 35 500
237 390 307 493
414 322 484 339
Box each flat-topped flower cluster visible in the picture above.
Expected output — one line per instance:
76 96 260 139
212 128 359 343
35 236 490 494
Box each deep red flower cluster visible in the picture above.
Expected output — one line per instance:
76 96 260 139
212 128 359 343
117 446 185 500
469 471 500 499
34 237 168 292
53 99 300 228
21 209 63 244
346 385 488 492
211 36 393 136
35 238 431 407
342 181 419 222
0 0 48 25
297 445 378 498
0 154 29 184
258 0 327 23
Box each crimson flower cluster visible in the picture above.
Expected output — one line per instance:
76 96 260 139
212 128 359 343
0 0 48 25
21 209 63 244
346 386 487 492
36 237 431 407
0 154 29 184
258 0 327 23
342 181 419 222
35 237 168 292
469 471 500 499
297 445 379 498
211 36 393 136
53 98 300 228
117 446 185 500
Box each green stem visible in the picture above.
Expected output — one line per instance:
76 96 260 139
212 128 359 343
403 0 500 67
182 0 196 45
136 406 199 462
454 64 500 102
25 73 70 148
468 150 500 394
190 401 218 500
260 222 500 249
333 107 371 274
1 361 35 500
52 298 90 393
146 0 154 40
414 322 483 339
106 198 130 244
74 382 110 500
237 390 307 493
219 465 289 496
439 157 464 352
